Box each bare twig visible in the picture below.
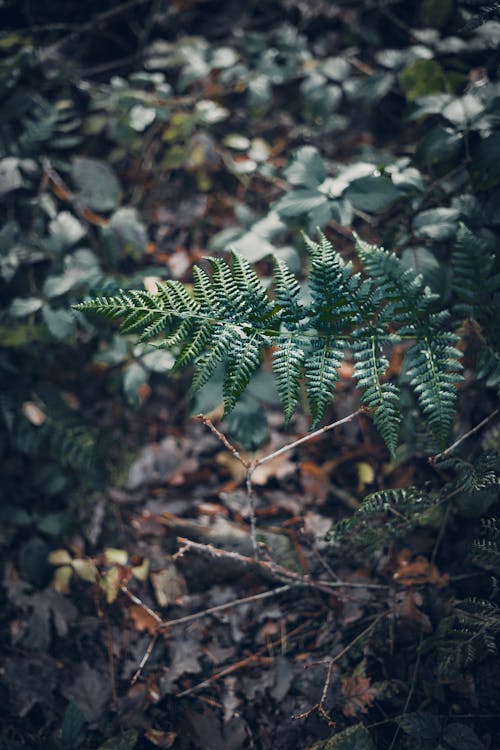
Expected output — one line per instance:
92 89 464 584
293 611 388 725
196 414 250 468
197 409 365 555
121 581 296 683
430 408 499 463
176 620 314 698
131 632 159 685
158 584 294 630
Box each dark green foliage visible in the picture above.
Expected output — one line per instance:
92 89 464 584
77 234 464 455
473 518 500 571
432 598 500 677
329 487 439 552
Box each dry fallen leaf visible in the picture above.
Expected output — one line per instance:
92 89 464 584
393 549 449 588
341 673 378 718
129 604 159 634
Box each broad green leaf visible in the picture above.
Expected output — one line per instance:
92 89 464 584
61 701 86 748
397 712 442 739
49 212 86 249
345 175 401 213
108 208 148 257
443 723 485 750
97 730 138 750
9 297 43 317
321 56 351 82
284 146 327 189
412 208 460 241
72 157 121 211
400 59 446 101
0 156 23 195
275 189 329 217
419 0 454 28
128 104 156 131
442 94 484 128
311 723 376 750
471 133 500 189
42 307 76 340
416 125 463 165
225 393 269 450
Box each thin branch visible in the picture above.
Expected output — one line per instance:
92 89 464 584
158 584 294 630
253 409 365 470
195 414 250 468
196 408 364 556
430 408 499 463
176 620 314 698
293 611 388 725
121 584 163 624
131 632 159 685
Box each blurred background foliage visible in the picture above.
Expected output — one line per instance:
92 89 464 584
0 0 500 746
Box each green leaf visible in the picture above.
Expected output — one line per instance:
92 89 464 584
399 59 447 101
471 133 500 189
71 157 121 211
416 125 463 166
344 175 401 213
412 208 460 241
419 0 454 28
311 723 376 750
397 712 442 739
225 393 269 450
42 306 76 340
9 297 43 317
61 701 86 748
123 363 148 407
442 94 484 128
108 208 148 258
49 212 86 249
97 730 138 750
128 104 156 132
0 156 23 195
275 189 329 217
284 146 327 189
443 723 485 750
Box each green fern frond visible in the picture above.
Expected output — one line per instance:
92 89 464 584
435 597 500 677
305 339 344 427
273 336 306 424
329 486 436 552
76 234 463 451
273 257 303 328
406 334 463 448
223 331 265 412
352 333 400 456
473 518 500 571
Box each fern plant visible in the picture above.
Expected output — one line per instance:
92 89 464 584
75 234 463 457
453 223 500 396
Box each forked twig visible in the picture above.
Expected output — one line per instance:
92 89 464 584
196 408 365 555
292 611 388 726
